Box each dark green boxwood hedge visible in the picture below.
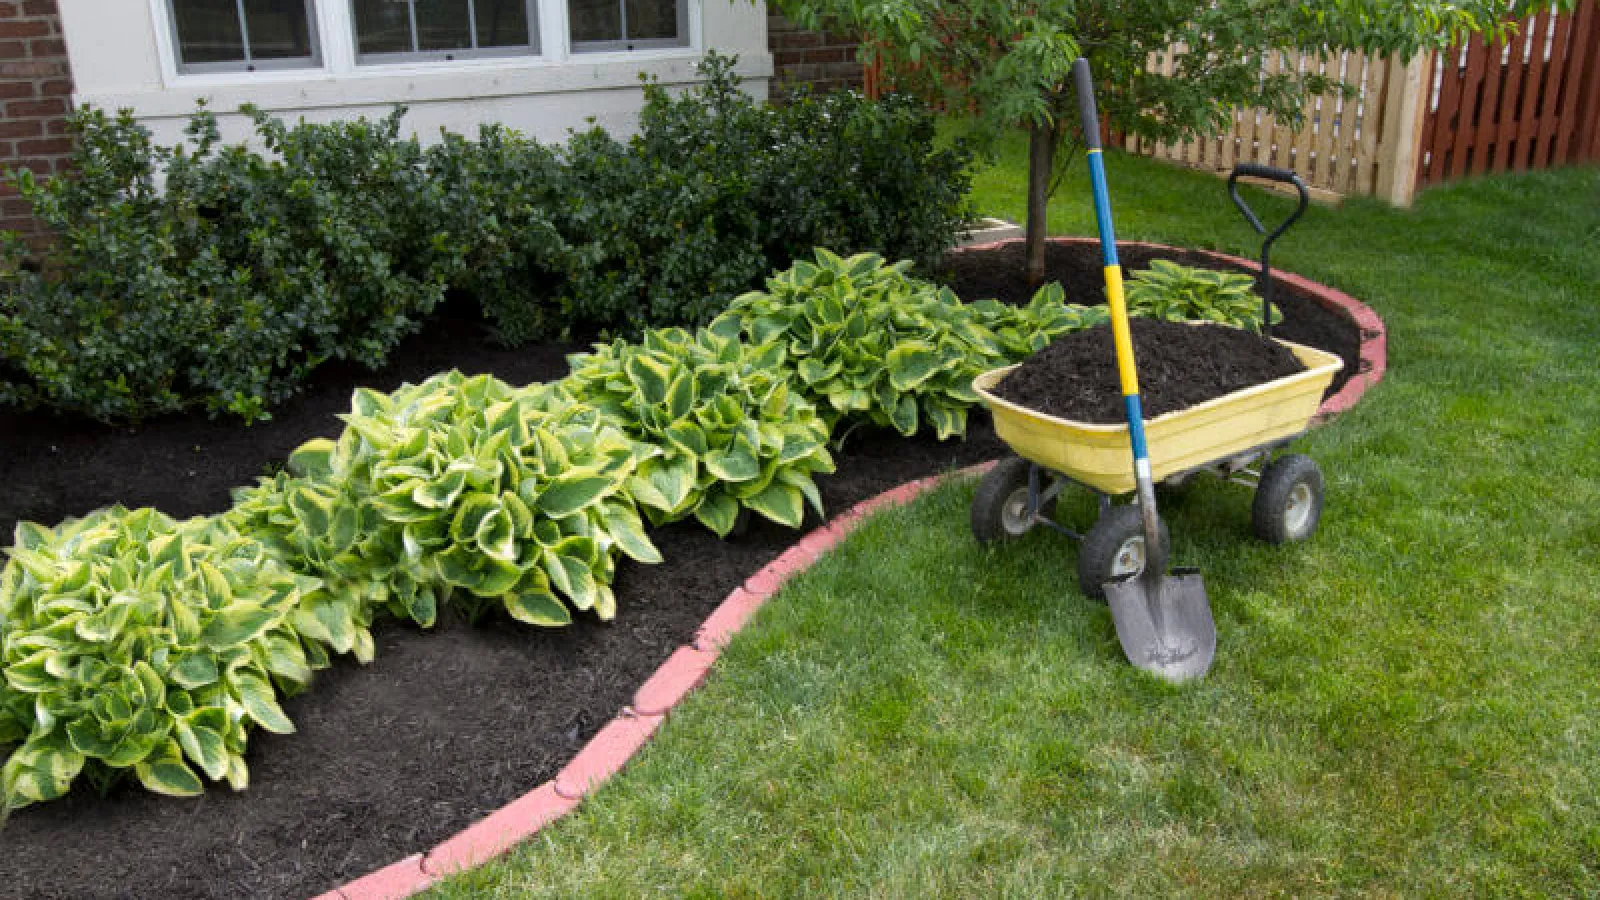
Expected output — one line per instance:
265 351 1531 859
0 55 971 424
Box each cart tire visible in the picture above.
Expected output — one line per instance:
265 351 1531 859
1252 454 1324 544
1078 504 1171 601
971 457 1052 543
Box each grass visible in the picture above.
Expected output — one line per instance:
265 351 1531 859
427 140 1600 897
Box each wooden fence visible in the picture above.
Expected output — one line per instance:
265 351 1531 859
1124 1 1600 204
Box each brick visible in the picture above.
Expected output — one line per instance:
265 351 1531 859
743 561 791 599
0 60 62 77
337 854 435 900
27 38 64 58
37 77 68 95
8 96 63 117
422 782 580 876
0 117 39 137
0 19 48 38
0 3 20 16
16 136 67 155
0 80 32 98
553 712 663 800
633 644 717 714
22 1 55 15
0 40 25 60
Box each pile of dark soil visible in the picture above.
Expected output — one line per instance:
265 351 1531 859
939 239 1361 400
0 300 1005 900
992 318 1305 424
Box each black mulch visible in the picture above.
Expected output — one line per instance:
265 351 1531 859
0 241 1360 900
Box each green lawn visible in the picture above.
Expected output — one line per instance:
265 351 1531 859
427 143 1600 897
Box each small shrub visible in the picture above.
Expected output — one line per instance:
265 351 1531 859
562 326 835 535
712 249 1096 440
1125 259 1280 331
0 509 332 813
231 372 662 627
0 107 446 423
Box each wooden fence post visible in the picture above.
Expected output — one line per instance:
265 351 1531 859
1374 53 1432 206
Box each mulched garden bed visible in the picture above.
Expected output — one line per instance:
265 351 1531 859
0 241 1361 900
938 239 1361 400
992 319 1305 424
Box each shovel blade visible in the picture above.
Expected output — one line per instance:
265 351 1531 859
1104 570 1215 682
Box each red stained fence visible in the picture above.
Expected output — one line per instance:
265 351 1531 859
1418 1 1600 187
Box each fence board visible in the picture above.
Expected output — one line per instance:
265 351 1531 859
1513 11 1553 171
1551 1 1595 162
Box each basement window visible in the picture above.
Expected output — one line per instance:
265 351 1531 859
569 0 686 52
167 0 321 73
352 0 540 64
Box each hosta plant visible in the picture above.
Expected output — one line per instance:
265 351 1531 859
1125 259 1280 331
561 327 835 536
234 372 661 628
711 249 1096 440
0 509 324 813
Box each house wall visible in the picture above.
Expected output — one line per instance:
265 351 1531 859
0 0 72 247
55 0 772 148
766 12 860 101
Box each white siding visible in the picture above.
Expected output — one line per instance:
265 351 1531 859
57 0 771 145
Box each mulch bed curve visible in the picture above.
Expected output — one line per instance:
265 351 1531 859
0 241 1364 900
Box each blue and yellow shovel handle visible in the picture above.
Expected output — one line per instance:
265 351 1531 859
1074 59 1152 487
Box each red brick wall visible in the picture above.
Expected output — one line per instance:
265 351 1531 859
767 13 863 100
0 0 71 247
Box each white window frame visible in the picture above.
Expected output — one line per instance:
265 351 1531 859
148 0 703 88
164 0 323 74
569 0 689 54
350 0 542 66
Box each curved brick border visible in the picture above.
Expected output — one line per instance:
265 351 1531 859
313 238 1387 899
952 236 1387 419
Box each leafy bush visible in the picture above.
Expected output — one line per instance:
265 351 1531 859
1125 259 1280 332
0 509 330 813
712 249 1096 440
231 372 661 627
562 326 835 535
0 107 446 423
498 53 972 341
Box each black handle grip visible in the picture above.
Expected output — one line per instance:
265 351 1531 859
1227 164 1309 238
1230 162 1301 186
1072 58 1101 150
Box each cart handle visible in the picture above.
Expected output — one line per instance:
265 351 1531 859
1227 164 1308 338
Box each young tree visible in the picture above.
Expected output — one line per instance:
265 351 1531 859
769 0 1572 287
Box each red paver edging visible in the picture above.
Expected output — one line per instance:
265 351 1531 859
951 236 1388 418
320 239 1385 899
318 464 989 900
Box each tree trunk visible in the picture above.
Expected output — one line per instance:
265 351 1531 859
1024 121 1056 290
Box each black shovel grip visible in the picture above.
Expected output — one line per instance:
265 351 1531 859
1227 164 1309 237
1072 58 1102 149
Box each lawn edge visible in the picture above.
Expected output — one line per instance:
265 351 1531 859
322 251 1386 897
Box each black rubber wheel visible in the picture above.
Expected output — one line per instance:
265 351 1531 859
1252 454 1324 544
1077 504 1171 600
971 457 1053 543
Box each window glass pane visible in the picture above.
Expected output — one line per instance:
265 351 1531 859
569 0 619 44
244 0 313 59
172 0 246 64
624 0 676 41
474 0 529 48
414 0 471 50
354 0 413 53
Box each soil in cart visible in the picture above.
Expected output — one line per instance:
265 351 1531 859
991 318 1305 424
939 240 1361 401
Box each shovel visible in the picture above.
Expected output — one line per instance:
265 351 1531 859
1072 58 1216 681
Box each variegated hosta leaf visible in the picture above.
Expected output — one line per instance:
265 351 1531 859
0 508 317 811
562 325 835 536
711 249 1098 443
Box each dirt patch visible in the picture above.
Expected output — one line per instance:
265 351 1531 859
938 239 1361 400
991 318 1305 424
0 300 1006 900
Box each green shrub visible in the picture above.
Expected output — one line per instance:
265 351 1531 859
562 326 835 535
712 249 1097 440
1125 259 1280 331
0 107 446 423
231 372 662 627
0 508 332 814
